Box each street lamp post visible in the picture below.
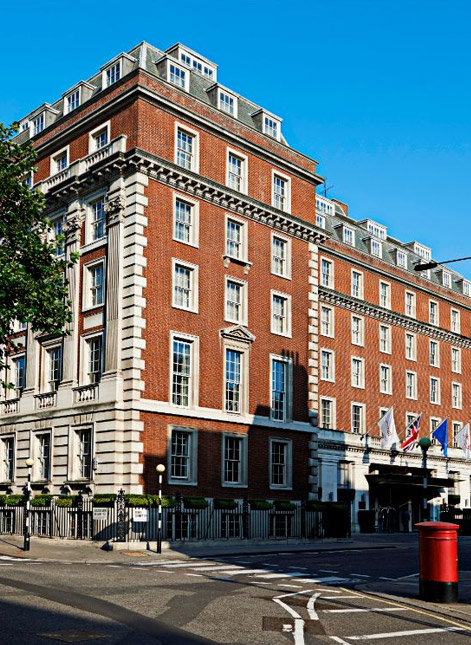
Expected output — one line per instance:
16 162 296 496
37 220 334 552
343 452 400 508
418 438 431 522
23 458 34 551
156 464 166 554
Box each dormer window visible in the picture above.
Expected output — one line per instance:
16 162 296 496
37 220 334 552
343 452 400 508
360 219 387 240
63 81 94 116
169 62 188 89
166 44 217 79
66 89 80 113
21 121 29 132
264 116 279 139
316 213 326 229
316 196 334 217
371 239 382 258
106 61 121 87
462 280 471 297
442 271 452 288
33 113 45 135
252 109 282 141
343 227 355 246
219 90 237 117
101 53 135 91
396 249 407 268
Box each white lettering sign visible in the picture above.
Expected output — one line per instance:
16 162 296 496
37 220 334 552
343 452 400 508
93 507 108 521
133 508 148 522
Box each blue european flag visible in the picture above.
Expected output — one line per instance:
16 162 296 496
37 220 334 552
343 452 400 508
432 418 448 457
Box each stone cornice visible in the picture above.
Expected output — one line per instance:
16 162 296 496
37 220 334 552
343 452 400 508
317 439 468 466
128 149 327 245
319 287 471 349
42 147 328 245
320 245 471 313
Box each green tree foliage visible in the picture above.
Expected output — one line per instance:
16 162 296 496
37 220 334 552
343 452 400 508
0 122 76 384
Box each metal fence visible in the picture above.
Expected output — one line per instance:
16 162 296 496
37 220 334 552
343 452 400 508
0 495 348 543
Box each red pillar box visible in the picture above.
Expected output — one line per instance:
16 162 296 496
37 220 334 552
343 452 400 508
416 522 459 603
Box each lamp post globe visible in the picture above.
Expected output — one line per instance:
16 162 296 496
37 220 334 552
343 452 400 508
25 457 34 468
156 464 166 474
418 437 432 452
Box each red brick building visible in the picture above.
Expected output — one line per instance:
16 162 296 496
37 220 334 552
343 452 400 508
0 42 326 508
314 195 471 531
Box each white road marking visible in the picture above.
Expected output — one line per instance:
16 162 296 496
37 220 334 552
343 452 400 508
106 565 121 568
255 573 293 579
322 595 365 599
278 584 303 588
133 559 188 566
307 592 321 620
0 563 13 566
186 573 203 577
262 562 278 566
350 574 370 578
323 607 409 614
222 568 268 576
348 627 467 640
0 556 30 561
273 590 313 645
379 576 395 580
189 565 243 572
394 573 419 580
298 576 350 584
317 588 342 593
287 566 308 570
330 637 351 645
319 569 338 573
161 562 217 568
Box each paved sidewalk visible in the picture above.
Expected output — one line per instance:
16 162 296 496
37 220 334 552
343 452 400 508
0 533 404 563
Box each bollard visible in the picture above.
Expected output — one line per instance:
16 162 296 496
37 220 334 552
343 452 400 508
416 521 459 603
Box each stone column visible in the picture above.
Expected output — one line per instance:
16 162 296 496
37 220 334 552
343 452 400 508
101 180 125 387
58 200 84 402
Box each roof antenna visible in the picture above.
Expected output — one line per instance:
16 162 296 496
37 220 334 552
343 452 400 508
319 179 334 198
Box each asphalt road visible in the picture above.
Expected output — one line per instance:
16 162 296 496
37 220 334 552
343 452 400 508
0 544 469 644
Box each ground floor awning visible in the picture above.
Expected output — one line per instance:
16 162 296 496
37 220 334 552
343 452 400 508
366 473 454 489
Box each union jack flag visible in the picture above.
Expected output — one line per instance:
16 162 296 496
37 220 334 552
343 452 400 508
401 414 421 453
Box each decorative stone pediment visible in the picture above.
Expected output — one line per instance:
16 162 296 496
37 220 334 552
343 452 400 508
219 325 256 344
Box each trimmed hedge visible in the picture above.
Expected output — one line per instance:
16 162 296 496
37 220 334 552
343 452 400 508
249 499 273 511
92 494 117 507
183 496 209 510
274 500 296 511
5 495 24 507
305 500 324 512
30 494 52 507
125 494 177 508
55 496 79 508
214 498 238 510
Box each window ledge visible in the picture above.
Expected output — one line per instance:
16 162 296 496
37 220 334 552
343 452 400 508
81 238 107 253
223 254 252 274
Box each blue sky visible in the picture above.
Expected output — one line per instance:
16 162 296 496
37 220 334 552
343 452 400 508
2 0 470 277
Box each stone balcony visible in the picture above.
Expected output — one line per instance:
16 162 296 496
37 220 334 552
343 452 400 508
38 135 127 195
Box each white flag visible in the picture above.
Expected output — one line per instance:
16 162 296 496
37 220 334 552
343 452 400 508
456 423 471 460
379 407 400 450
